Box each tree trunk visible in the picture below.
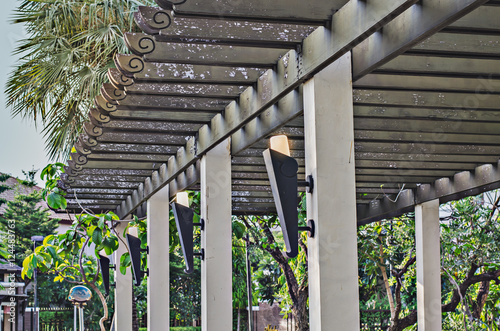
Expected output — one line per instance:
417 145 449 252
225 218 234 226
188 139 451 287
292 287 309 331
472 280 490 319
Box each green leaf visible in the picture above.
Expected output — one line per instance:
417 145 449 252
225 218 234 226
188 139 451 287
120 253 131 275
46 192 67 209
232 221 246 239
98 216 105 229
92 228 103 245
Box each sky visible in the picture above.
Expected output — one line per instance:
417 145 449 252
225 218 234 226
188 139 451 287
0 1 50 184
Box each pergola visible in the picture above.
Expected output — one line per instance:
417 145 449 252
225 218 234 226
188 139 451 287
59 0 500 330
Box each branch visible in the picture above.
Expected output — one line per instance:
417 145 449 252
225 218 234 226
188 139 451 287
87 281 108 331
79 236 91 284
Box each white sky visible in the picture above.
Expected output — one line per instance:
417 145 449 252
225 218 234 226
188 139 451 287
0 1 50 184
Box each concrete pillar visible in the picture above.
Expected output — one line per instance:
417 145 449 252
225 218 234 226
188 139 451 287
415 199 441 331
114 220 132 331
147 185 170 330
200 138 232 331
303 52 360 331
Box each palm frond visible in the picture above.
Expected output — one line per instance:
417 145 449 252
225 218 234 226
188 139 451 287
6 0 155 160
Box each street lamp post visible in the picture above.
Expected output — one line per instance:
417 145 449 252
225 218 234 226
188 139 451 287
31 235 44 331
68 286 92 331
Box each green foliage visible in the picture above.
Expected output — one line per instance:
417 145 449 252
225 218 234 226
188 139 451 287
40 163 67 209
358 215 417 312
0 191 59 265
139 328 201 331
21 211 120 279
170 251 201 324
0 173 12 205
19 167 39 187
358 191 500 330
7 0 156 159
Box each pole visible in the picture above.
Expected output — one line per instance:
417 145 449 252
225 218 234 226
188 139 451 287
74 305 77 331
245 234 253 331
33 241 37 331
79 305 84 331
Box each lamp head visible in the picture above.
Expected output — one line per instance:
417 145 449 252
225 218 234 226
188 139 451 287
127 226 139 238
270 135 290 156
176 192 189 207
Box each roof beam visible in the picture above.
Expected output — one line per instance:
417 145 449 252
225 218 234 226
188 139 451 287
109 62 266 84
124 33 290 67
376 55 500 77
352 0 490 80
136 6 318 46
155 0 347 22
357 161 500 225
116 0 459 218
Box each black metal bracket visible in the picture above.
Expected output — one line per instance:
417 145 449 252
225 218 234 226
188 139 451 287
194 249 205 261
193 219 205 231
110 282 116 288
109 264 116 270
141 246 149 254
98 254 113 295
126 233 144 286
145 268 149 277
298 220 315 238
298 175 314 194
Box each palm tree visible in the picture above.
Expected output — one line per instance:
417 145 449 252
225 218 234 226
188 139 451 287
6 0 154 160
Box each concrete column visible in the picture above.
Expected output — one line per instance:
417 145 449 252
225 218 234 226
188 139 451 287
304 52 360 331
200 138 232 331
114 220 132 331
147 185 170 330
415 199 441 331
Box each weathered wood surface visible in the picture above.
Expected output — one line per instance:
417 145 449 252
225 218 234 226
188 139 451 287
352 0 489 80
114 55 267 83
61 1 500 224
376 55 500 76
125 33 290 66
155 0 348 22
137 6 318 45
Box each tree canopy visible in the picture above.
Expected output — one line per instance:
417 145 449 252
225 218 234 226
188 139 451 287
7 0 154 160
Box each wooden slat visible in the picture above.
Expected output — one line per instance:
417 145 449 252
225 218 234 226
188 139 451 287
109 109 215 122
376 55 500 76
91 143 179 155
114 56 267 83
446 5 500 33
156 0 347 22
115 93 231 111
124 81 247 98
352 0 490 80
358 162 500 224
137 7 317 45
354 89 500 109
410 32 500 57
86 153 171 163
125 33 290 66
353 106 500 122
354 74 500 93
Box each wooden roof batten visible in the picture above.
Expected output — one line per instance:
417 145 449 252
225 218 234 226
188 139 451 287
60 0 500 224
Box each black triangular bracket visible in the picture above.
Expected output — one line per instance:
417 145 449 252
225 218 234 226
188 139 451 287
171 202 196 274
98 254 111 296
126 233 144 286
263 148 300 258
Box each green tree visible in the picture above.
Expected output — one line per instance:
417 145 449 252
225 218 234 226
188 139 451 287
358 192 500 331
7 0 154 160
21 211 121 331
0 191 59 265
238 195 309 330
0 173 12 205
